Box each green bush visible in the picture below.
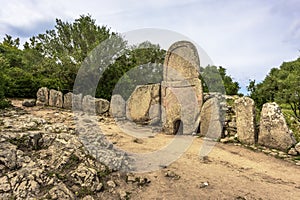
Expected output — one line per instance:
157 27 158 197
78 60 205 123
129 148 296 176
0 73 10 109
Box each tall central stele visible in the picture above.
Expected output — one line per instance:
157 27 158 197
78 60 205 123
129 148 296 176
161 41 203 135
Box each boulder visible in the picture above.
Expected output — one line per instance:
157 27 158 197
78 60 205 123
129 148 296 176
126 84 161 124
109 94 126 119
295 142 300 154
48 183 75 199
199 97 223 139
49 89 63 108
63 92 73 109
36 87 49 106
95 98 110 114
258 102 296 151
288 148 298 156
22 99 36 107
234 97 256 144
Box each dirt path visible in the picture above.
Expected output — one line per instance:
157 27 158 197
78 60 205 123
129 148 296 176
101 121 300 199
15 100 300 200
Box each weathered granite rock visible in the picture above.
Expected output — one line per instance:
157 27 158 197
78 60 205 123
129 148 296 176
0 107 134 199
258 102 296 151
82 95 95 114
161 41 203 134
49 89 63 108
71 163 103 191
0 142 19 170
235 97 256 144
126 84 161 124
73 93 82 111
110 94 126 119
95 98 110 115
63 92 73 109
295 142 300 154
36 87 49 106
22 99 36 107
0 176 11 193
48 183 75 199
199 97 222 139
288 148 298 156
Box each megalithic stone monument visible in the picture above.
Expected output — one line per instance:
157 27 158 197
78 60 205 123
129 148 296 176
161 41 203 135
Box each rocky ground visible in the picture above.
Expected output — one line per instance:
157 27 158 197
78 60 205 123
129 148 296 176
0 100 300 199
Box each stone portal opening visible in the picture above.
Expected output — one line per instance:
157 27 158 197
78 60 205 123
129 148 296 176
173 119 183 135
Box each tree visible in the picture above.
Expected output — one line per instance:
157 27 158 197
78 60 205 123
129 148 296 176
96 41 166 100
200 65 240 95
248 57 300 121
29 14 118 92
0 55 11 108
0 36 39 98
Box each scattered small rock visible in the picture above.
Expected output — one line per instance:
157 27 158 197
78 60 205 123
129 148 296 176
126 174 136 183
82 195 95 200
119 190 129 200
199 181 209 188
107 180 116 188
133 138 143 144
165 170 180 180
220 136 236 143
200 156 211 163
22 99 36 107
288 148 298 156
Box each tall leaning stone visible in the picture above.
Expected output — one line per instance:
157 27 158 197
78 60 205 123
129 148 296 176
259 102 296 151
200 97 222 139
49 89 63 108
126 84 161 124
161 41 203 134
235 97 256 144
36 87 49 106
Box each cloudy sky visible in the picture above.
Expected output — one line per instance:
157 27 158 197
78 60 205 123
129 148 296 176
1 0 300 93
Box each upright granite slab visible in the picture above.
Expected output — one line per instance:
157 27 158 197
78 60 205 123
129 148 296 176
63 92 73 110
235 97 256 144
161 41 203 134
110 94 126 119
200 97 222 139
36 87 49 106
49 89 63 108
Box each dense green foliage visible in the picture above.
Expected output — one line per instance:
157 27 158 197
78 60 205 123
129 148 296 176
97 41 165 100
200 65 240 95
248 58 300 121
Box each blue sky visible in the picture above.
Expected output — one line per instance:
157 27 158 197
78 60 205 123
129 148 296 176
0 0 299 93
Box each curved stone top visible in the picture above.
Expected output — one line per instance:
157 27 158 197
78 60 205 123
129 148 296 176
163 41 200 82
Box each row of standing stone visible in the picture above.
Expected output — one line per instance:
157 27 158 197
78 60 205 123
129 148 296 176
199 94 297 152
36 87 110 114
233 97 295 151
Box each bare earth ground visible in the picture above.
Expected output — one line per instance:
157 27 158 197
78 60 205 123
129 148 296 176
12 100 300 200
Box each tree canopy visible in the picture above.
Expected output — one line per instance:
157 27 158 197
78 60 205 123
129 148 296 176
0 14 240 107
200 65 240 95
248 57 300 121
